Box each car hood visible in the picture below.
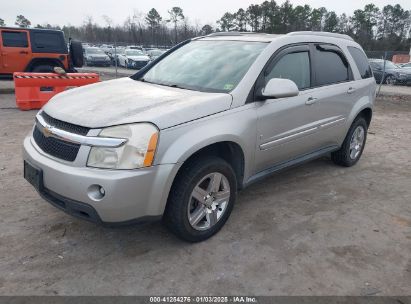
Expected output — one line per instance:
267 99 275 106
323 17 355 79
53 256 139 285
396 68 411 74
88 54 108 59
127 55 150 61
379 67 411 74
42 78 232 130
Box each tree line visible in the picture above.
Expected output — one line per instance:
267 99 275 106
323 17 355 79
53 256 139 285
1 1 410 51
217 1 410 51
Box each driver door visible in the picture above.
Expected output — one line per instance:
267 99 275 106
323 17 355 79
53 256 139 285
0 29 31 73
253 44 323 174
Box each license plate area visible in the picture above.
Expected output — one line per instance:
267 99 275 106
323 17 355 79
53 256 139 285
24 161 43 191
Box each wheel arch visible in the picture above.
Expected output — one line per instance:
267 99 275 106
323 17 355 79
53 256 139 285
159 140 246 221
347 94 374 127
357 107 372 127
175 141 246 190
25 58 65 72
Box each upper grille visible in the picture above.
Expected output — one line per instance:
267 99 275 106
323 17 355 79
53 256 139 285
41 112 90 136
33 126 80 162
33 112 90 162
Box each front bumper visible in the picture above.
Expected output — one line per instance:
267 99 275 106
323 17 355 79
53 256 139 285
396 76 411 85
23 136 177 224
127 60 149 69
87 59 111 66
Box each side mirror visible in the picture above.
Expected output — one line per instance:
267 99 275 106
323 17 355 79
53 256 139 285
260 78 299 100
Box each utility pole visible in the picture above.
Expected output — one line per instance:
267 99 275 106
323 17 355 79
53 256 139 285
103 15 118 78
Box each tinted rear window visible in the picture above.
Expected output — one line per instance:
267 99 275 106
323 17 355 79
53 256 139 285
348 46 372 79
1 31 28 47
314 45 350 86
31 31 67 53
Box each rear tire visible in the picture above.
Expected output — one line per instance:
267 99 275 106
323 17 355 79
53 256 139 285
164 156 237 242
31 64 58 73
331 117 368 167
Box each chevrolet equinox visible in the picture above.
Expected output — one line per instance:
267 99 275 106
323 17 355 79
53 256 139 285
23 32 376 242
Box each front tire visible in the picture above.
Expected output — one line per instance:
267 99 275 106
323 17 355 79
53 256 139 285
164 156 237 242
331 117 368 167
385 75 396 85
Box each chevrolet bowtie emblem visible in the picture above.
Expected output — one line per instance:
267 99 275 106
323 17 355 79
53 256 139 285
42 126 53 137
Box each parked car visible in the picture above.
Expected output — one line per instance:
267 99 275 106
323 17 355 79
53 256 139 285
126 45 143 51
83 47 111 67
0 27 83 78
117 49 150 69
369 59 411 85
147 49 167 60
399 62 411 69
23 32 375 242
100 44 115 57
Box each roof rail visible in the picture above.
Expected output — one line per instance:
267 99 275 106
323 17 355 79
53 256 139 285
206 31 270 37
287 31 354 41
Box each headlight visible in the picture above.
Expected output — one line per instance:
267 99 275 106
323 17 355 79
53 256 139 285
87 123 159 169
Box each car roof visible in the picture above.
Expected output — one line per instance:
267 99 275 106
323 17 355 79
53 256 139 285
200 32 283 42
199 31 354 42
0 26 63 34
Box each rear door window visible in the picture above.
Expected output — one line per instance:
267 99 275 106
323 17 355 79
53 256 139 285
348 46 373 79
313 44 351 86
1 31 29 47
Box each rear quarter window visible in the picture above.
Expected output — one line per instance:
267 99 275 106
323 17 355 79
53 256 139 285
31 31 67 54
1 31 28 47
348 46 373 79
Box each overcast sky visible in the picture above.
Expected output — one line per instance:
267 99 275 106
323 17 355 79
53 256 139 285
2 0 410 27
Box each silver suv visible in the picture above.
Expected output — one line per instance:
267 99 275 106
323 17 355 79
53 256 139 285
23 32 376 242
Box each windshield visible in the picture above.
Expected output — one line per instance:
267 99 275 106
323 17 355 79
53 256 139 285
86 48 105 55
126 50 144 56
149 50 164 56
140 40 268 93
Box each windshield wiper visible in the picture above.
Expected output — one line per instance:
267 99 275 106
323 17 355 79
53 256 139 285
139 78 200 91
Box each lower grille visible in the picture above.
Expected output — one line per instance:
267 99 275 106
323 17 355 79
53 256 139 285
33 126 80 162
131 61 149 68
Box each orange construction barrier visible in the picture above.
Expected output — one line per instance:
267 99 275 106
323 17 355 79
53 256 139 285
13 72 100 110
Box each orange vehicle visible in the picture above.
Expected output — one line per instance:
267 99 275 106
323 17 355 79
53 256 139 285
0 27 83 79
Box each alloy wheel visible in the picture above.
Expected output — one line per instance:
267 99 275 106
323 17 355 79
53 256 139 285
349 125 365 160
187 172 231 231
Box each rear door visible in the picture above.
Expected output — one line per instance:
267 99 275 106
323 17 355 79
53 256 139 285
0 29 31 73
308 44 356 148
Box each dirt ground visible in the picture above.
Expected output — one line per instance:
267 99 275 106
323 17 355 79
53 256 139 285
0 86 410 296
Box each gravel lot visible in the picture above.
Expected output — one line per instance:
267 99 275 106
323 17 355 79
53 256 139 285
0 81 410 296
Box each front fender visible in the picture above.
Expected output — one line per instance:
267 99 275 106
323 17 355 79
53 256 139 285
155 104 258 182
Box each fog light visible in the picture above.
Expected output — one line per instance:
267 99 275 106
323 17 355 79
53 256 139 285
87 184 105 201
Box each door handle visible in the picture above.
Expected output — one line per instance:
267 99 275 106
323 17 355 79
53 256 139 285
347 87 356 94
305 97 318 105
20 51 28 55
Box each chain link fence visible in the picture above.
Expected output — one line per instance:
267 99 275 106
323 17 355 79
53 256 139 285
366 50 410 61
